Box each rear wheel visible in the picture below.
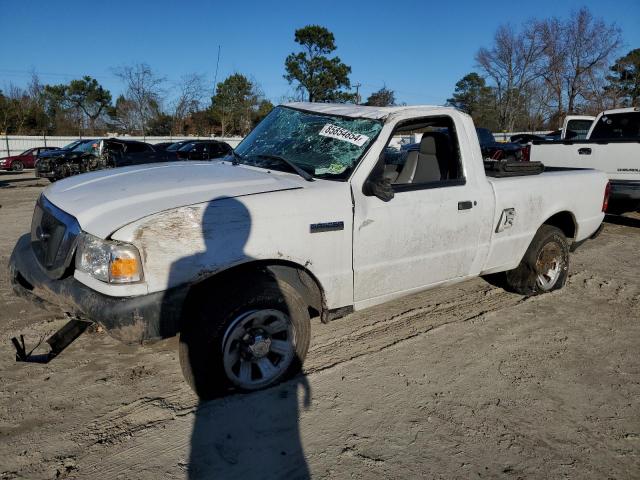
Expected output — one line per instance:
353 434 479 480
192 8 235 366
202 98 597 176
179 278 311 399
504 225 569 295
11 160 23 172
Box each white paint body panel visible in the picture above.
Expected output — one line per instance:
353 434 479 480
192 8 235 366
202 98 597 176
530 142 640 183
531 108 640 183
40 104 607 312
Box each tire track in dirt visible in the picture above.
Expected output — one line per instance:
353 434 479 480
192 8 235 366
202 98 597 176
67 280 532 478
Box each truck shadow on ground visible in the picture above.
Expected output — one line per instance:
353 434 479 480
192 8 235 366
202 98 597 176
161 198 311 479
604 214 640 229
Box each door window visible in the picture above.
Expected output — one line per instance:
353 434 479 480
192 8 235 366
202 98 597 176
379 116 465 190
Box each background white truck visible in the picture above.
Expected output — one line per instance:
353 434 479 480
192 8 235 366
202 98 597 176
560 115 596 140
530 107 640 214
10 103 609 398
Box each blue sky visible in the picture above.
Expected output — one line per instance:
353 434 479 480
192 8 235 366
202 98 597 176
1 0 639 106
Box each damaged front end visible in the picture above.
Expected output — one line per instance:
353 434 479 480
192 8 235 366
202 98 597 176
8 196 190 360
36 144 109 181
12 319 91 363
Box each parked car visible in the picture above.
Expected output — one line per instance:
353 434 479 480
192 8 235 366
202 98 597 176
9 103 609 398
36 138 158 182
152 142 175 151
545 129 562 141
176 140 232 160
36 140 100 181
162 140 194 161
476 128 524 160
529 107 640 214
0 147 59 171
510 133 548 144
99 138 159 167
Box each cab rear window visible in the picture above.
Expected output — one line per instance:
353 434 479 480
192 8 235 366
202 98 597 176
590 113 640 140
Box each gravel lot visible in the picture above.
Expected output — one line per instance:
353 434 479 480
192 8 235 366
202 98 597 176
0 170 639 479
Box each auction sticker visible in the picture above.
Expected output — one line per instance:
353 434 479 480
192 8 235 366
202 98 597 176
319 124 369 147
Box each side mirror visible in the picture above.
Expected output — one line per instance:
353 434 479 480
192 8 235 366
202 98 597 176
363 153 394 202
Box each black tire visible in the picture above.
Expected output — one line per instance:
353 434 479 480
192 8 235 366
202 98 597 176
48 178 57 183
179 277 311 399
504 225 569 296
11 160 23 172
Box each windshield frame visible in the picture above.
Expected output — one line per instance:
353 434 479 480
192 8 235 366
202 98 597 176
71 140 98 153
230 105 384 182
177 142 198 152
167 141 188 152
61 140 82 150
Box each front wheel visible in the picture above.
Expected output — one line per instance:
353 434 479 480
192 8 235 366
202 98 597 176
11 160 23 172
179 278 311 399
504 225 569 296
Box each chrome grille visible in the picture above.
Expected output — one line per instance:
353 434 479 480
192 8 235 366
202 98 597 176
30 196 81 278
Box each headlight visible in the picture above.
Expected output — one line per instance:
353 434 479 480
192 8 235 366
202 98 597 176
75 232 143 283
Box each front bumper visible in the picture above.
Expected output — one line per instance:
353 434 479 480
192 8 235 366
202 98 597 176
35 169 55 178
9 234 188 344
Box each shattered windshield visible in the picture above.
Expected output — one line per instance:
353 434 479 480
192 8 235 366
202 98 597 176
233 106 383 180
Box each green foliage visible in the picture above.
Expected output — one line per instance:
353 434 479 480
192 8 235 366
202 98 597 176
446 73 499 130
211 73 266 135
365 87 395 107
146 112 173 136
606 48 640 106
255 99 274 123
41 77 112 134
65 76 112 130
284 25 355 103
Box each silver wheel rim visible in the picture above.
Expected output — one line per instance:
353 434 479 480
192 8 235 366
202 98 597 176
535 242 563 290
222 309 295 390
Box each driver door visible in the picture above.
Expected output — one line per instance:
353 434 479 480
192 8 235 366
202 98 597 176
352 115 490 307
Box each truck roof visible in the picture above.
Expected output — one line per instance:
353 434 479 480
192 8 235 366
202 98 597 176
284 102 450 120
599 106 640 116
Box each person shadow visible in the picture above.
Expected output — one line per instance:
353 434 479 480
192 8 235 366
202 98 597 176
160 197 312 479
188 374 311 479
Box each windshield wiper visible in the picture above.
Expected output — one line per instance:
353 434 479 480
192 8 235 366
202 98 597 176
250 154 314 182
230 150 244 165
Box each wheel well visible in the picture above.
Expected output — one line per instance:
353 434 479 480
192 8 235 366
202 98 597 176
187 260 327 322
543 211 576 239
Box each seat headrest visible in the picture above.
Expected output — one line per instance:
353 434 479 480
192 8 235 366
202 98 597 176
419 131 450 155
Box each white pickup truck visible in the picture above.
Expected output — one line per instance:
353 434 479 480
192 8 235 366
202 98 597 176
530 107 640 213
560 115 596 140
9 103 609 398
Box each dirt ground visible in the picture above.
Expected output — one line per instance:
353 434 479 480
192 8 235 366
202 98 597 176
0 170 638 480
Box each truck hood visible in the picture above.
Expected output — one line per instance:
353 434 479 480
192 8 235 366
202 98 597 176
43 161 303 238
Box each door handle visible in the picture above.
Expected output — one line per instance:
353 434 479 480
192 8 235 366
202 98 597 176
458 201 473 210
578 148 592 155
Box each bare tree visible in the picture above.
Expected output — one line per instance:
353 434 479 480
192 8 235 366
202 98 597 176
114 63 166 135
538 18 566 126
539 8 621 122
564 8 622 113
476 23 546 131
6 84 30 133
171 73 207 135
